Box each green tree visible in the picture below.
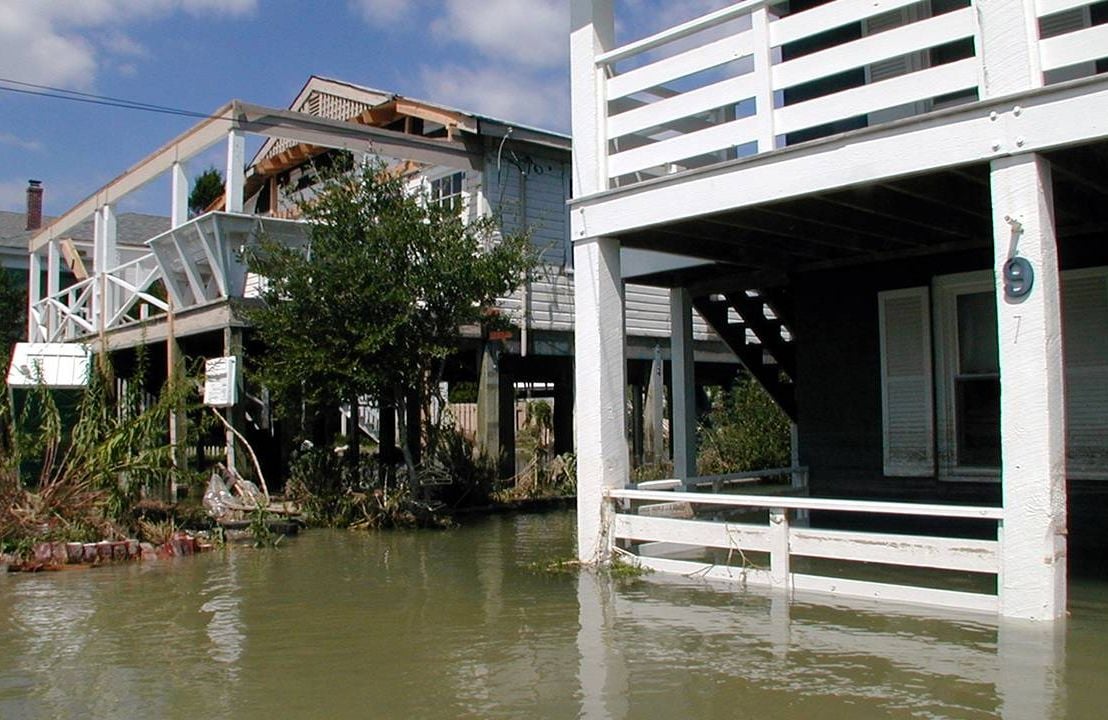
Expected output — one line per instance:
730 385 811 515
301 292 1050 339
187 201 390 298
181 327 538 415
0 270 25 362
188 166 224 217
697 374 791 475
244 157 532 482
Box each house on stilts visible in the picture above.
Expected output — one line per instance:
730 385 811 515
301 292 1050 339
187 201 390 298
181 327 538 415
570 0 1108 619
23 76 736 488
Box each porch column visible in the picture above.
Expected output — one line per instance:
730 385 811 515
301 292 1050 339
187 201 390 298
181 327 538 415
223 326 244 472
26 251 41 341
93 204 117 332
991 153 1066 620
225 129 245 213
574 236 628 563
670 288 697 479
476 342 502 465
46 240 59 338
171 161 189 227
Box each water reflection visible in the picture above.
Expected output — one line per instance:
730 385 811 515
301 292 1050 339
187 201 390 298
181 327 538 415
575 569 1068 720
0 514 1096 719
200 551 244 673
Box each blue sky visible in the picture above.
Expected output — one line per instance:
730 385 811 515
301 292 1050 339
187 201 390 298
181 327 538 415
0 0 725 216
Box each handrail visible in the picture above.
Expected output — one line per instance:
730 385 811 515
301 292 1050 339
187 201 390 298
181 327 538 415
596 0 769 66
606 488 1004 520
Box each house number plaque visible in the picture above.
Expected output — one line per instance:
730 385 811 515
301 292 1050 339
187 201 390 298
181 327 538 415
1003 256 1034 299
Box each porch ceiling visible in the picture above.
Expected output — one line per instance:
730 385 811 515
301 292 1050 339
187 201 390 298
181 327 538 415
621 141 1108 291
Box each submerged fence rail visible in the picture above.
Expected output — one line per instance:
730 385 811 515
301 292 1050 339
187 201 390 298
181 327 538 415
606 487 1004 613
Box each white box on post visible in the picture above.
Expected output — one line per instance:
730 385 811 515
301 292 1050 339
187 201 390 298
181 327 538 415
204 356 239 407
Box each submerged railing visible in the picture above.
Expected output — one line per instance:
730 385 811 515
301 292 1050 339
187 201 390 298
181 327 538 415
607 485 1004 613
596 0 1107 188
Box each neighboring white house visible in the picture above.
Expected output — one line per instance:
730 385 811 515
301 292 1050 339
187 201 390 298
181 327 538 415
570 0 1108 620
23 76 738 482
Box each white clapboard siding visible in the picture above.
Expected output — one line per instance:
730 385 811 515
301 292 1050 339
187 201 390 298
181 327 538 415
484 152 571 267
497 269 713 340
1061 269 1108 478
879 287 935 477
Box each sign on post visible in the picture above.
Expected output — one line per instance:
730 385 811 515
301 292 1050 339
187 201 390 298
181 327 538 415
203 356 239 407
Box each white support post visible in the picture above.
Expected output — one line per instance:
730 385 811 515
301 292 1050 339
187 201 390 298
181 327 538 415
46 240 59 339
974 0 1044 98
171 161 189 227
99 204 118 331
670 288 696 479
991 153 1066 620
751 7 777 153
225 129 245 214
100 204 118 271
769 507 790 588
574 236 628 564
27 251 41 341
570 0 614 201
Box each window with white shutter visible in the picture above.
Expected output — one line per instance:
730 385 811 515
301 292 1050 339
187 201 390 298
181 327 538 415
879 287 935 476
1062 268 1108 479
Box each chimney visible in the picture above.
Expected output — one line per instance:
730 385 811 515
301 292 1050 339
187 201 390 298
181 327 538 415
25 180 43 231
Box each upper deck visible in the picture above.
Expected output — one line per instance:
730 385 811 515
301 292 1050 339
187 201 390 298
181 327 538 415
570 0 1108 238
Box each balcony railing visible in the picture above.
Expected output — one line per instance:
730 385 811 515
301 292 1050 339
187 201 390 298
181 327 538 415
29 212 309 343
596 0 1107 189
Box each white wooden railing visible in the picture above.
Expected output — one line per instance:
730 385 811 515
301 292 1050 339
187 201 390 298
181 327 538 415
597 0 1107 188
607 486 1004 612
30 253 167 343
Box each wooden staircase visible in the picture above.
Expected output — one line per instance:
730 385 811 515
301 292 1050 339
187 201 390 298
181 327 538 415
692 289 797 420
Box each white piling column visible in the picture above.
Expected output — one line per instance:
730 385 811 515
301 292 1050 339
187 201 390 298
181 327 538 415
171 161 189 227
574 236 628 564
225 129 245 214
991 153 1067 620
27 251 41 341
99 204 118 330
670 288 697 479
46 240 59 339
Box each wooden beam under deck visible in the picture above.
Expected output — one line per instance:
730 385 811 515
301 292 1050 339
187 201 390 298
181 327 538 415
87 301 249 353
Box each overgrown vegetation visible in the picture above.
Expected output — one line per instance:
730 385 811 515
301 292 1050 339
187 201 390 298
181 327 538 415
0 350 187 558
697 375 791 475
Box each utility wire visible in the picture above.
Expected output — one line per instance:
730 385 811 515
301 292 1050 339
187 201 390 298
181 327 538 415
0 76 227 121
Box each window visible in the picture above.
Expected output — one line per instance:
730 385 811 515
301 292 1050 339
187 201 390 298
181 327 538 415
934 272 999 477
429 172 466 215
879 267 1108 481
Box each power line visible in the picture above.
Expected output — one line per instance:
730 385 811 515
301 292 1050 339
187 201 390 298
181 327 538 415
0 77 226 121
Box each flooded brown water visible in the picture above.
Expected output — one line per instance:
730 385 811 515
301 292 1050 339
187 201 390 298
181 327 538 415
0 511 1104 719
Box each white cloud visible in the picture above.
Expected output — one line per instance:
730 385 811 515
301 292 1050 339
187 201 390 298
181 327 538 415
0 132 42 152
431 0 567 69
0 0 256 88
348 0 410 25
420 65 568 132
